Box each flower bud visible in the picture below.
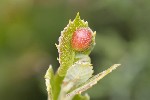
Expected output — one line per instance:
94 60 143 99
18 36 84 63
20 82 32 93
71 28 92 51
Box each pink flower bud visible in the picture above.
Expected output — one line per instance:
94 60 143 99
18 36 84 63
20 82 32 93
71 28 92 51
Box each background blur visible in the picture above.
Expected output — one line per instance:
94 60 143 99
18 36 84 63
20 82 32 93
0 0 150 100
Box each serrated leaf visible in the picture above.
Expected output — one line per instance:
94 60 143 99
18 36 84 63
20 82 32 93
57 13 88 76
45 65 54 100
63 55 93 87
45 13 120 100
58 55 93 100
66 64 121 97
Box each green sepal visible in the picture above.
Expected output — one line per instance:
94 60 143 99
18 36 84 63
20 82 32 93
57 13 89 76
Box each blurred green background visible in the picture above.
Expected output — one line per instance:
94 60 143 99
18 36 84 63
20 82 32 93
0 0 150 100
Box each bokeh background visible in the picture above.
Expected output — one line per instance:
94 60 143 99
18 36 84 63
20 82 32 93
0 0 150 100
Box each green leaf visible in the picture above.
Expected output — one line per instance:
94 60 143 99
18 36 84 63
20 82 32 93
57 13 88 76
58 55 93 100
67 64 121 97
45 65 54 100
63 55 93 88
45 13 120 100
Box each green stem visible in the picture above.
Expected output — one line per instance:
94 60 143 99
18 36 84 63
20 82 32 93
53 73 64 100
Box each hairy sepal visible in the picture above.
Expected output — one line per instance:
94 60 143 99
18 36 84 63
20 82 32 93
57 13 89 76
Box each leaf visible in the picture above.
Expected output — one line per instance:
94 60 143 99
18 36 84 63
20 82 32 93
58 55 93 100
66 64 121 97
45 13 120 100
63 55 93 87
72 94 90 100
57 13 88 76
45 65 54 100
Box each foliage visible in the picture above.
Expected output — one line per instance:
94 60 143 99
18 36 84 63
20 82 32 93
0 0 150 100
45 13 120 100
